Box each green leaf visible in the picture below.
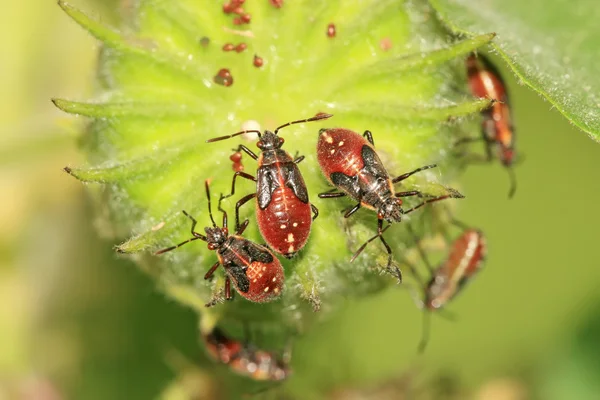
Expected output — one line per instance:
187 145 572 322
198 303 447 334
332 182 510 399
429 0 600 142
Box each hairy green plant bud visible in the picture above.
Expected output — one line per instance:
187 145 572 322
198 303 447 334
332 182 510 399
55 0 493 389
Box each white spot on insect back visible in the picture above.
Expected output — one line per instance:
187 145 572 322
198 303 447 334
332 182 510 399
330 149 335 155
274 287 280 294
280 224 287 229
322 132 333 143
293 222 298 227
264 286 270 292
287 233 294 242
272 277 277 282
338 141 344 146
287 244 294 253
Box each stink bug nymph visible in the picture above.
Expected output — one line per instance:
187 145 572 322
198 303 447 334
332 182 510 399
207 113 333 258
202 326 292 381
155 180 284 304
462 52 518 198
404 222 487 352
317 128 464 274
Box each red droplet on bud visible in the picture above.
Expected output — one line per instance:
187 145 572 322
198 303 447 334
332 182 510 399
214 68 234 87
327 23 336 38
253 55 264 68
235 43 247 53
380 37 392 51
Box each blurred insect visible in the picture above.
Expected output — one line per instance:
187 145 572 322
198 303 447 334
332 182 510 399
317 128 463 275
207 114 333 258
403 221 487 352
202 326 292 381
154 180 284 304
462 52 517 198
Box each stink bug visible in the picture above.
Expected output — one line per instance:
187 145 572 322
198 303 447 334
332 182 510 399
404 222 487 352
462 52 517 198
317 128 463 273
155 180 284 304
202 326 291 381
207 114 333 258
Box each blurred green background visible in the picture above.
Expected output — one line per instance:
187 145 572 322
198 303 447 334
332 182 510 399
2 1 600 399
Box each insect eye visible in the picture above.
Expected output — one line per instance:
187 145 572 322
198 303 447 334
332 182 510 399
256 141 264 149
278 137 285 145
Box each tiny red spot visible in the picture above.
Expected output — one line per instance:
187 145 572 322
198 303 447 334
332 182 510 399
235 43 247 53
223 2 234 13
230 151 244 172
222 43 235 51
327 23 336 38
380 37 392 51
253 55 264 68
241 13 251 23
214 68 234 87
233 17 243 25
270 0 283 8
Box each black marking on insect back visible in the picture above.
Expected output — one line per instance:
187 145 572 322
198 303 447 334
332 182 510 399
330 172 361 200
256 166 278 209
285 164 309 203
245 242 274 264
361 145 389 180
228 264 250 293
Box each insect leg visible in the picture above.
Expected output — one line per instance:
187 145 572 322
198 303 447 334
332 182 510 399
392 164 437 184
204 261 221 280
310 203 319 221
362 130 375 145
235 194 256 232
225 276 233 300
343 203 361 218
234 145 259 160
222 171 257 199
318 190 346 198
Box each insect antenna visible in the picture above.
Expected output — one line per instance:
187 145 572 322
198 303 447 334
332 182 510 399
154 236 204 255
349 224 391 263
273 113 333 134
217 193 228 230
154 210 208 255
205 180 217 227
206 129 262 143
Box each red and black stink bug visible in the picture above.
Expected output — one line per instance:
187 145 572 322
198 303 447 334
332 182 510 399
404 222 487 352
317 128 464 275
202 326 291 381
155 180 284 303
207 114 333 258
463 52 517 198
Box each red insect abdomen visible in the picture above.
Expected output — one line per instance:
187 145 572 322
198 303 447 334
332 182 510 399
466 55 506 101
317 128 367 182
237 257 285 303
446 229 486 278
256 186 312 257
